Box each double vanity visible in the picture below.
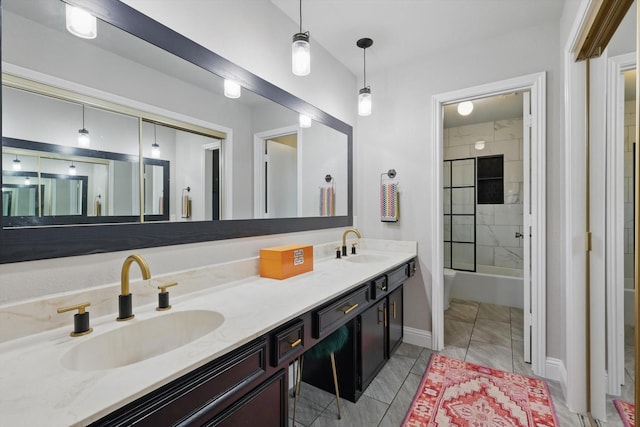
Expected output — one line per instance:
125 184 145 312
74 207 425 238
0 239 416 426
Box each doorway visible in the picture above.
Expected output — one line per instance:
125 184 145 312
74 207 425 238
253 125 301 218
605 53 636 412
431 72 547 376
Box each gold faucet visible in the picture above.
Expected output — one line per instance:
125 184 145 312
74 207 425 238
117 254 151 321
342 228 362 256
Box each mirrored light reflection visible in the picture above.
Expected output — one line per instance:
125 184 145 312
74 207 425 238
65 4 97 39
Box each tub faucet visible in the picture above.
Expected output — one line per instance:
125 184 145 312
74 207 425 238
342 228 362 257
117 254 151 321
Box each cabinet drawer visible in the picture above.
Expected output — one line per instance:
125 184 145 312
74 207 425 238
369 275 388 300
386 264 409 292
313 285 369 338
271 319 305 367
92 339 267 426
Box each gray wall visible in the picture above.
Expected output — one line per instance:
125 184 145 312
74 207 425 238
355 20 564 358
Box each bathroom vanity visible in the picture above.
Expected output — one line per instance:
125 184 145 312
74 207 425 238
91 259 416 426
0 240 416 426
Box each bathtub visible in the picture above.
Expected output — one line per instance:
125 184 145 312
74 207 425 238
624 278 634 326
449 265 524 309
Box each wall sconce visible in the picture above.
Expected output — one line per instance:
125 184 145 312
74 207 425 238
457 101 474 116
69 161 77 176
78 104 90 148
292 0 310 76
357 38 373 116
224 79 241 99
151 124 161 158
299 114 312 128
65 4 97 40
474 140 486 150
12 155 21 171
24 176 31 185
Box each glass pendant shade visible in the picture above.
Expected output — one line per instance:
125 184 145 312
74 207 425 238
69 163 77 176
24 176 31 185
65 4 97 39
12 156 21 171
151 142 161 158
358 87 372 116
292 33 310 76
224 79 241 98
299 114 312 128
78 128 90 147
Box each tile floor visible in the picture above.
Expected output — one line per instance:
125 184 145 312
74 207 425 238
288 299 591 426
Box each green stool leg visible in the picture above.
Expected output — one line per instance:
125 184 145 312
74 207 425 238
330 352 342 419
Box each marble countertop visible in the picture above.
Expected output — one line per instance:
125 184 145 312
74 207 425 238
0 240 416 426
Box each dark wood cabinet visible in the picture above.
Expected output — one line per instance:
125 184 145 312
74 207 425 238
359 299 388 390
90 339 270 426
91 259 415 425
205 370 286 427
388 286 403 356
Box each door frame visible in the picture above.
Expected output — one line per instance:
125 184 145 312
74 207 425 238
605 52 635 396
431 72 547 376
253 125 301 218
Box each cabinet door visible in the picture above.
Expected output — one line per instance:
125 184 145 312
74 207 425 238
359 299 387 390
205 370 286 427
388 286 403 356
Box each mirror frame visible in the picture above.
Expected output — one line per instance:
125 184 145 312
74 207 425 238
0 0 353 263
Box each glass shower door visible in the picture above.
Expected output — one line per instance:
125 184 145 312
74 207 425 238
444 158 476 271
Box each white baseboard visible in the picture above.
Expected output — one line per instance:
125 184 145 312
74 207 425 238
545 357 568 398
404 327 432 349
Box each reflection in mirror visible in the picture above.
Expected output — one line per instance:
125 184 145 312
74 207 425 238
141 121 222 222
0 0 352 262
2 0 349 222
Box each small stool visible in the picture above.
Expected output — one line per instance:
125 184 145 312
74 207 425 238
292 325 349 423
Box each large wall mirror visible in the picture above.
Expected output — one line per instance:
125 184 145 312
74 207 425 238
0 0 352 263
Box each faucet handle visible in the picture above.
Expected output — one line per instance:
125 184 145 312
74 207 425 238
157 282 178 311
57 302 93 337
351 242 358 255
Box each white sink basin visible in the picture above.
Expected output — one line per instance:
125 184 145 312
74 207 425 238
61 310 224 371
343 254 388 264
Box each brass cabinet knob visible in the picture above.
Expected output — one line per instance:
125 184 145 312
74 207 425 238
57 302 93 337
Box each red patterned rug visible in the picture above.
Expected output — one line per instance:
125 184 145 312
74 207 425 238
402 354 559 426
614 400 635 427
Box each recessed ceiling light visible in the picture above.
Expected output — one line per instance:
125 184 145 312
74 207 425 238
457 101 474 116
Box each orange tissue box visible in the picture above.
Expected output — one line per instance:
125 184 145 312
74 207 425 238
260 244 314 280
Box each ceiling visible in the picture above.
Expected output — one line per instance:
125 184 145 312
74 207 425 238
271 0 564 126
271 0 565 78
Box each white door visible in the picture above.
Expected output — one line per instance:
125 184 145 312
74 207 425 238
523 91 532 364
264 139 297 218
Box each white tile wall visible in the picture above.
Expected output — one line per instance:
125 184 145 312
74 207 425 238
445 117 524 272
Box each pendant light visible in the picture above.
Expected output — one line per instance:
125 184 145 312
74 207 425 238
299 114 312 128
224 79 241 99
24 176 31 185
357 38 373 116
78 105 90 147
69 161 77 176
151 124 161 158
291 0 310 76
12 155 21 171
65 4 97 40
